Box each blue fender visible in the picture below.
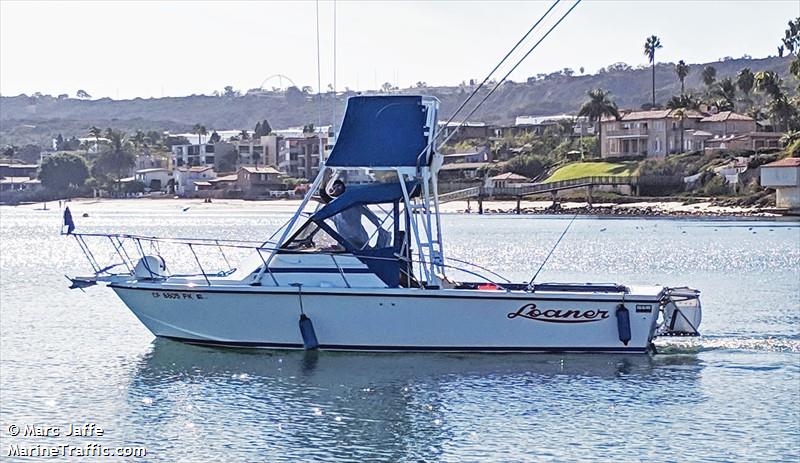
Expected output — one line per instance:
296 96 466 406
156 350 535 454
616 304 631 346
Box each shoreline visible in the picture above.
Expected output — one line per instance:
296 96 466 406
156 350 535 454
2 196 797 219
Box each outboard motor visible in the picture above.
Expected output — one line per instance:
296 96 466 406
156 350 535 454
659 287 702 336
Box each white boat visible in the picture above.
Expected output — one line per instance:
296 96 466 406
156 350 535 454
65 95 701 353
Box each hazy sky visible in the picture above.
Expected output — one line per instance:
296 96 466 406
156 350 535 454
1 0 797 99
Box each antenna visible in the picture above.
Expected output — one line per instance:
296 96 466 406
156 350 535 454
529 213 579 285
332 0 337 136
315 0 325 162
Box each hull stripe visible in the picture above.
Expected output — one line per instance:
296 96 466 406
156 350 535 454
162 336 648 353
111 284 661 303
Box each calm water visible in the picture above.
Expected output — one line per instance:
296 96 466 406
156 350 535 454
1 203 798 462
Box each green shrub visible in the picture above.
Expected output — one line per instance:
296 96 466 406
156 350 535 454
703 175 729 196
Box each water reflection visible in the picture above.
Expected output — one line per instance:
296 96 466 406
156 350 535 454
123 339 705 461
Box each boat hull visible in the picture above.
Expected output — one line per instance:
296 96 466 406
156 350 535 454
110 283 662 353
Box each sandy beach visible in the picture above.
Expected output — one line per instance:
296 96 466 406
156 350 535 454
7 196 791 219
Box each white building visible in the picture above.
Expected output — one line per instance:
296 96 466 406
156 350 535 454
134 168 172 192
760 157 800 209
174 166 216 195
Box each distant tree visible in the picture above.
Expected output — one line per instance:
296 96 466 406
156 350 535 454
780 17 800 90
39 152 89 191
17 144 41 163
416 81 427 88
643 35 663 106
778 45 785 58
1 145 16 159
76 89 91 99
209 131 221 143
88 126 102 151
712 77 737 110
131 130 145 150
672 108 688 153
55 134 65 150
780 130 800 146
223 85 239 97
702 66 717 88
239 129 250 141
755 71 797 131
262 119 272 135
164 136 190 149
192 124 207 144
675 60 690 95
505 155 545 179
562 68 575 77
736 68 755 99
145 130 162 146
302 124 315 134
301 86 313 94
57 93 69 100
123 181 146 195
216 149 239 172
579 66 585 74
381 82 393 92
91 130 135 195
469 79 476 86
577 89 620 157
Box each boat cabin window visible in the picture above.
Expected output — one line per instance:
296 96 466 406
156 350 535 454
326 205 392 251
281 203 395 253
281 221 344 252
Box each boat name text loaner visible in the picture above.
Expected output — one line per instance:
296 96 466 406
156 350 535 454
507 304 610 323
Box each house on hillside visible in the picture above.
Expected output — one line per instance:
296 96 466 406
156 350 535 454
600 109 759 158
439 162 490 183
760 157 800 209
442 147 491 164
514 115 593 136
438 121 490 144
705 132 784 152
489 172 531 188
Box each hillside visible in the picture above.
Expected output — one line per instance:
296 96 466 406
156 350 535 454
0 55 794 147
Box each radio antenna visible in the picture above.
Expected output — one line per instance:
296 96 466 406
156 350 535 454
529 213 579 286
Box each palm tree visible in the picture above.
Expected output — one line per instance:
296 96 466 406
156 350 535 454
578 89 620 157
643 35 663 106
675 60 690 96
239 129 250 141
673 108 687 154
132 130 145 151
755 71 796 131
712 77 737 111
780 130 800 146
192 124 208 145
737 68 755 97
702 66 717 88
88 126 102 153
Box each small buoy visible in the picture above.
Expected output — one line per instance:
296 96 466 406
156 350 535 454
616 304 631 346
600 227 607 232
182 206 191 212
299 314 319 350
82 213 89 217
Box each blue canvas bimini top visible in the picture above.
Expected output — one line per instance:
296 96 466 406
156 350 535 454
311 181 419 221
325 95 430 168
